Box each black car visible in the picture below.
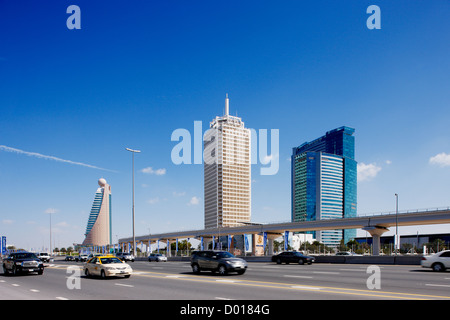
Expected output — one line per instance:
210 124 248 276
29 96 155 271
271 251 315 265
2 252 45 275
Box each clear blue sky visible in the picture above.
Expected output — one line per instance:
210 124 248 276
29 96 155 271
1 1 449 250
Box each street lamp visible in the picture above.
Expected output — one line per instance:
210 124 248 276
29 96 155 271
395 193 399 255
126 147 141 257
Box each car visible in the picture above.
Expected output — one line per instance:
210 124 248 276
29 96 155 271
190 250 247 275
3 252 45 276
84 255 133 279
335 251 362 256
148 253 167 262
37 252 51 263
421 250 450 272
75 254 89 262
65 255 75 261
116 252 135 262
271 251 315 265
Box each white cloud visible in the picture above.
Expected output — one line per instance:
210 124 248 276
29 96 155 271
147 197 160 205
141 166 166 175
2 219 13 225
429 152 450 167
188 196 200 206
357 163 382 182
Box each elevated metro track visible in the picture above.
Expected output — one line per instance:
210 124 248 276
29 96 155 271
119 208 450 244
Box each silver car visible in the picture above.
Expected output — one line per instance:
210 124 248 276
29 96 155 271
191 251 247 275
148 253 167 262
116 252 135 262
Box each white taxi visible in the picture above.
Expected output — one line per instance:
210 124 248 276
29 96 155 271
84 255 133 279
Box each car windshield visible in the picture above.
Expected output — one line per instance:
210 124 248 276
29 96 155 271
100 257 123 264
215 252 235 259
294 252 305 256
12 253 38 259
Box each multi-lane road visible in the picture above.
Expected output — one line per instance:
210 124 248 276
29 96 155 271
1 258 450 301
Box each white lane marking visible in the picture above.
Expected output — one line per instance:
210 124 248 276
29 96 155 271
115 283 134 287
11 284 20 287
216 279 238 283
313 271 340 275
425 284 450 288
30 289 40 293
215 297 233 300
339 268 366 272
284 275 313 279
291 285 322 290
0 280 5 283
165 275 187 278
56 297 69 300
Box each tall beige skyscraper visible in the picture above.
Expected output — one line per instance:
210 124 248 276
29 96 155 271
204 95 251 229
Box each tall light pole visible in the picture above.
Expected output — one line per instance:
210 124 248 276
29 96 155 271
126 147 141 257
395 193 399 255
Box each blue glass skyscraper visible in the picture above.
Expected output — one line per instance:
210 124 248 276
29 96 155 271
291 127 357 247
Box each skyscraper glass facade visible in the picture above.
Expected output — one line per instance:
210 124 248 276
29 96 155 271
291 127 357 247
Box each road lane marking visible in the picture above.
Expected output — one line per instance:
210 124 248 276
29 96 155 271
216 279 239 283
215 297 233 300
130 270 450 300
291 285 322 290
425 284 450 288
11 284 20 287
56 297 69 300
284 275 313 279
115 283 134 287
313 271 340 275
30 289 40 293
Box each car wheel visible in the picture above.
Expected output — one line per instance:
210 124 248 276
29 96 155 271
100 270 106 279
276 258 282 264
38 268 44 275
3 265 9 275
218 265 228 276
85 268 91 277
192 263 200 274
432 263 445 272
12 266 18 276
298 259 304 265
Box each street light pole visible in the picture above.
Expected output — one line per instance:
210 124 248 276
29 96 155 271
395 193 399 255
126 147 141 257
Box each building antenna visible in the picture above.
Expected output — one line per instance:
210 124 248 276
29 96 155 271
225 93 229 116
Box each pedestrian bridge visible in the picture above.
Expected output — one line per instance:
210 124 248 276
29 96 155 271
119 207 450 256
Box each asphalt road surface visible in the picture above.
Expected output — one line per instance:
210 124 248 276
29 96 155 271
1 259 450 301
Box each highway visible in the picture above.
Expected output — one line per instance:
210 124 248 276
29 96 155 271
1 258 450 302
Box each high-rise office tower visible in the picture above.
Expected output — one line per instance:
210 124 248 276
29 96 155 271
82 178 112 247
291 127 357 247
204 95 251 229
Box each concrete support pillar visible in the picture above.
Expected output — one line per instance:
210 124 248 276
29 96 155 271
362 226 389 256
267 234 281 256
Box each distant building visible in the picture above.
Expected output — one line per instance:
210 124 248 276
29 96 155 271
82 178 112 247
204 95 251 228
291 126 357 247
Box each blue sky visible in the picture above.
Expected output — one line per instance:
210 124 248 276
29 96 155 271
1 1 449 250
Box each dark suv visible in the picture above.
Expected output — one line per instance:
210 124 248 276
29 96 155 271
3 252 44 275
191 251 247 275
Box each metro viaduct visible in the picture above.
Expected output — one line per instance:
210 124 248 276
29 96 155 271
119 208 450 256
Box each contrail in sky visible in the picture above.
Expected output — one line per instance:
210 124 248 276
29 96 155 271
0 145 117 173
